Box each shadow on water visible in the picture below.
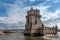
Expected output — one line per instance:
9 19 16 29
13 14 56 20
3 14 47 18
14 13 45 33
24 36 49 40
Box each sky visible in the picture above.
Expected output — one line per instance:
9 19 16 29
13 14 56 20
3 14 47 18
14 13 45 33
0 0 60 29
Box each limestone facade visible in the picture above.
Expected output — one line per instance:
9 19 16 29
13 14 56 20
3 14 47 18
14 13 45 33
44 26 58 35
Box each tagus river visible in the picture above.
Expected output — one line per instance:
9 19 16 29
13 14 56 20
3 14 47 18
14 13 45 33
0 32 60 40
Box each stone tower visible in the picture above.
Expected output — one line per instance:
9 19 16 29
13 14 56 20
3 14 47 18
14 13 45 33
24 8 44 36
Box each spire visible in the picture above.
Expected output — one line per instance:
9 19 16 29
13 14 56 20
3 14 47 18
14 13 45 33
55 25 57 27
31 7 33 10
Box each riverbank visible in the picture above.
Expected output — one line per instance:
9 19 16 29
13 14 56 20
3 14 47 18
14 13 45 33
0 31 5 35
42 34 58 39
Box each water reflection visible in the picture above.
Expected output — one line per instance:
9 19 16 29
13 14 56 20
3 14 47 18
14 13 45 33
0 32 59 40
24 36 45 40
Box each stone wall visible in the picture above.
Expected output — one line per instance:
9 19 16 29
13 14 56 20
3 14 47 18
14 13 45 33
43 27 57 35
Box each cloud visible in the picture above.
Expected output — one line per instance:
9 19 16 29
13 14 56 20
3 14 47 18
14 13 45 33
57 23 60 29
41 9 60 21
54 0 60 3
47 10 60 19
45 20 60 29
45 0 60 3
0 17 7 23
46 0 50 2
29 0 36 2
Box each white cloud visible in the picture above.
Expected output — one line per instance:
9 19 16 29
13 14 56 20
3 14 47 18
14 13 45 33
45 21 60 29
57 23 60 29
48 10 60 19
46 0 50 2
0 17 7 23
54 0 60 3
47 0 60 3
0 17 7 21
29 0 36 2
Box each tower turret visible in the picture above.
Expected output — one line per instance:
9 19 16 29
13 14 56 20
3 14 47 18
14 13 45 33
55 25 58 32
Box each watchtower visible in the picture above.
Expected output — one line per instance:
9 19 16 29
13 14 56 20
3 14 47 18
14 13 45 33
24 8 44 36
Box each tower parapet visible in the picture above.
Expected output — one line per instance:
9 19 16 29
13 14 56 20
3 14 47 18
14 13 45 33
27 7 40 17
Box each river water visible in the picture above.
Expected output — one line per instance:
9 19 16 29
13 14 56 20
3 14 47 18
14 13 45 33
0 32 60 40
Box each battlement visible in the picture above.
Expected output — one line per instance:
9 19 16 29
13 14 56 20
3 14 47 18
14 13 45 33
27 7 40 15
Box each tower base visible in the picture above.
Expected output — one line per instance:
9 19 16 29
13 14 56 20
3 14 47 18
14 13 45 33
24 32 44 36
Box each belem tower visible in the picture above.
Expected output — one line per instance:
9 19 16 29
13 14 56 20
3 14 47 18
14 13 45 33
24 8 58 36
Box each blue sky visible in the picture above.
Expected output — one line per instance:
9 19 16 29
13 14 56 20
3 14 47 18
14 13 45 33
0 0 60 29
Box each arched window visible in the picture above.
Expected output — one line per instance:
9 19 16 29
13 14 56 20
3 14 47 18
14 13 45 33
35 16 37 24
30 22 32 27
27 19 29 24
35 20 37 24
